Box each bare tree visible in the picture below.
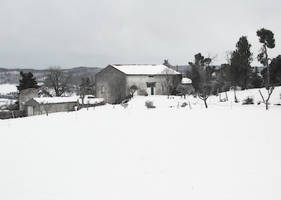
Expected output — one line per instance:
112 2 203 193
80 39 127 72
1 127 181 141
161 69 179 98
79 77 94 107
44 67 72 97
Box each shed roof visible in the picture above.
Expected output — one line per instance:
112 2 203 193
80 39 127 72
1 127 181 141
78 96 104 105
32 96 78 104
181 77 192 84
110 64 180 75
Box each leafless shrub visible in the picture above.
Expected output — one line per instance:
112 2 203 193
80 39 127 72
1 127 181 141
138 89 148 96
145 100 156 109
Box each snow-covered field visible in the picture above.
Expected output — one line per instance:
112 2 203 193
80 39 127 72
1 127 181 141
0 84 17 95
0 84 17 108
0 88 281 200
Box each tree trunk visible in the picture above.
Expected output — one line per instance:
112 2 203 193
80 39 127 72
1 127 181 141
266 101 269 110
234 87 238 103
204 99 208 108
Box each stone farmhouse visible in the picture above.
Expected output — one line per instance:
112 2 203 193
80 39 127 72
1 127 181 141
95 64 183 103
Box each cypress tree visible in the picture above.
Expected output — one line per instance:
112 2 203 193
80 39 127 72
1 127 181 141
17 71 39 92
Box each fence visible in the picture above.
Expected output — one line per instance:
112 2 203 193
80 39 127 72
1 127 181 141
0 110 26 120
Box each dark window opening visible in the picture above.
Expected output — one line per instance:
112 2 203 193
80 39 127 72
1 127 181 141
146 82 156 88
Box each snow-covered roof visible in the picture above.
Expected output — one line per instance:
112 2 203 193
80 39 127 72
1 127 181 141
78 97 104 105
181 77 192 84
111 64 180 75
33 96 79 104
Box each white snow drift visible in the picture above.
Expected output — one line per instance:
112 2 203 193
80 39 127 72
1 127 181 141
1 88 281 200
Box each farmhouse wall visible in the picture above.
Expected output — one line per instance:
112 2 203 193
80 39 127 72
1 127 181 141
126 75 181 96
95 66 127 103
25 100 77 116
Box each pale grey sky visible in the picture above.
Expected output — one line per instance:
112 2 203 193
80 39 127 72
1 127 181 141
0 0 280 68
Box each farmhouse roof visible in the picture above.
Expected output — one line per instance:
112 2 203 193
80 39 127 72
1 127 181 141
110 64 180 75
32 96 78 104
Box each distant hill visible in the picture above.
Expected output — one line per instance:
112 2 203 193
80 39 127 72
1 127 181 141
0 66 102 84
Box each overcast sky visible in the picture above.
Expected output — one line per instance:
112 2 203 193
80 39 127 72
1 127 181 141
0 0 280 69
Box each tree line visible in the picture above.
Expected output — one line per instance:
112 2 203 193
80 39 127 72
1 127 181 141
17 67 95 107
189 28 279 110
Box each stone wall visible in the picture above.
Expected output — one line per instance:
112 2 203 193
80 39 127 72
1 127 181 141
95 66 127 103
19 88 39 111
25 100 77 116
126 74 182 96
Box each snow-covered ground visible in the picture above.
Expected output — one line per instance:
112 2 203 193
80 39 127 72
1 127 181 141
0 88 281 200
0 84 17 95
0 84 18 108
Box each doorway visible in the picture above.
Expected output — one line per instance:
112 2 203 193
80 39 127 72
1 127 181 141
27 106 34 116
146 82 156 95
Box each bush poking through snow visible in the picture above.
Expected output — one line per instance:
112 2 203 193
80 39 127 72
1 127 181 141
145 100 156 109
121 99 129 109
138 89 148 96
181 102 188 107
242 97 254 105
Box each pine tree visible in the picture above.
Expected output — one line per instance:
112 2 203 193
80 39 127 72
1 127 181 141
17 71 39 92
250 67 263 88
257 28 276 110
229 36 252 102
189 53 215 108
261 55 281 86
230 36 253 90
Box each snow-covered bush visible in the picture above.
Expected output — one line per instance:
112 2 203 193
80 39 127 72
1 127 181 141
145 100 155 109
242 97 254 105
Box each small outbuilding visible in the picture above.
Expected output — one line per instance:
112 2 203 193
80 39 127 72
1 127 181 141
19 88 39 111
24 97 78 116
95 64 182 103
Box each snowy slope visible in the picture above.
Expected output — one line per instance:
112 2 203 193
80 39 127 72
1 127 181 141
0 93 281 199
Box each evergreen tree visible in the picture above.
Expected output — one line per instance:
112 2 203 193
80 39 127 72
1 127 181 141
250 67 263 88
17 71 39 92
229 51 240 102
229 36 252 102
261 55 281 86
230 36 253 90
216 64 231 101
256 28 276 110
189 53 215 108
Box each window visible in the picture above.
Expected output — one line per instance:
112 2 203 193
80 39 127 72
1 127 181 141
146 82 156 88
